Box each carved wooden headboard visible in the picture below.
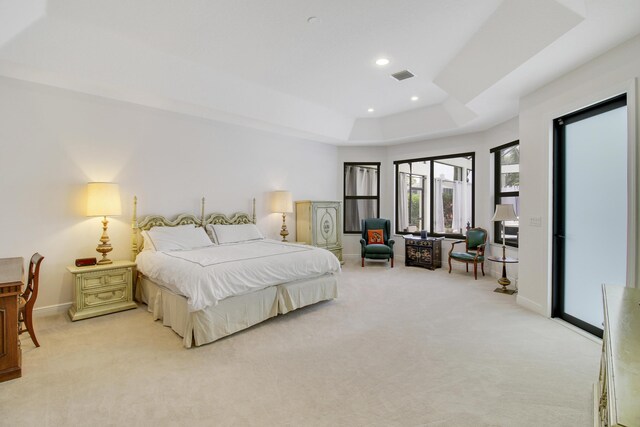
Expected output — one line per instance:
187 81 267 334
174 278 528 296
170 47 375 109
131 197 256 260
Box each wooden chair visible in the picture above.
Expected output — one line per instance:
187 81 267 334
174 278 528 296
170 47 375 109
448 228 487 280
19 253 44 347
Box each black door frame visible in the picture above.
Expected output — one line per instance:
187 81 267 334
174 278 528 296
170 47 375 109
551 94 627 338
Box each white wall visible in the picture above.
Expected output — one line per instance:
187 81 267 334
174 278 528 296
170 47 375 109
0 77 338 310
518 34 640 316
338 117 519 281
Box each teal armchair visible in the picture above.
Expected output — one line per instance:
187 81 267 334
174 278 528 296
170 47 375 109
448 228 487 279
360 218 395 267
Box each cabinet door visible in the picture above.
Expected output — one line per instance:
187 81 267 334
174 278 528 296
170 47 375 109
314 204 340 247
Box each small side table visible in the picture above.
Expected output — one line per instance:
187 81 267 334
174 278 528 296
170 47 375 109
67 260 137 321
487 256 518 294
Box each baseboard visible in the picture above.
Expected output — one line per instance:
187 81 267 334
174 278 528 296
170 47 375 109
34 302 72 317
516 294 545 316
552 318 602 345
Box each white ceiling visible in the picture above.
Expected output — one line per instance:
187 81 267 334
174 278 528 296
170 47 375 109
1 0 639 145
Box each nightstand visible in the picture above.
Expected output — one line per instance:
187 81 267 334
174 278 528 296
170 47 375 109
67 260 137 321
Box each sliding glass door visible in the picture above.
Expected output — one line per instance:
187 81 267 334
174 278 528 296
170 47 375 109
552 94 628 337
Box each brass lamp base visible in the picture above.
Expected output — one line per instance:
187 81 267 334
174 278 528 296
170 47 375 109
494 270 515 294
495 274 515 294
96 245 113 264
96 216 114 264
280 212 289 242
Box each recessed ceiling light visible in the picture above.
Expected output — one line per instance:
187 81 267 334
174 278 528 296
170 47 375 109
367 108 375 113
411 96 419 101
375 58 389 66
307 16 321 24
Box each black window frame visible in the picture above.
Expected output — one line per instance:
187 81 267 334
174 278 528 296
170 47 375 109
394 152 475 239
491 140 520 248
343 162 381 234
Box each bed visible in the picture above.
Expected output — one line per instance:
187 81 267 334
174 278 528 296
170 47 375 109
131 197 340 348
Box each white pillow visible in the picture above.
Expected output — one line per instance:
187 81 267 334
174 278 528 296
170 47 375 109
140 230 156 251
146 224 214 251
206 224 264 245
205 224 219 245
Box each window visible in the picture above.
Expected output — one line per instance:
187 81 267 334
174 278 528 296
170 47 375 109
394 153 474 238
491 141 519 247
343 163 380 233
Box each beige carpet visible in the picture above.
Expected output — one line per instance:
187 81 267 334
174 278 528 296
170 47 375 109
0 258 599 426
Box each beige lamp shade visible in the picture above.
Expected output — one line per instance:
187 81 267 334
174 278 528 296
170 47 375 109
491 204 517 222
270 191 293 213
86 182 122 217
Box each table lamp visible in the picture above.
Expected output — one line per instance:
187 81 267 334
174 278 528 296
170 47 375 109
491 204 517 259
270 191 293 242
87 182 122 264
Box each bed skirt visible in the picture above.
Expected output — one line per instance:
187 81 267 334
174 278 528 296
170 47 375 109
138 275 338 348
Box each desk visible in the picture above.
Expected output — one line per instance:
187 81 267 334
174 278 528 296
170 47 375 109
487 255 518 294
0 257 23 382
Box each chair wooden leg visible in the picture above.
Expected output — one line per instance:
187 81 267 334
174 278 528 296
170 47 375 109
448 257 452 274
481 262 485 276
391 257 394 268
362 257 364 267
24 309 39 347
473 263 478 280
466 264 469 272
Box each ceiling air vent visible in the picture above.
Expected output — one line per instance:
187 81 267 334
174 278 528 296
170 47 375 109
391 70 415 81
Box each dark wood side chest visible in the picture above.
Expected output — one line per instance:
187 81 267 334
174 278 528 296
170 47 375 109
404 237 443 270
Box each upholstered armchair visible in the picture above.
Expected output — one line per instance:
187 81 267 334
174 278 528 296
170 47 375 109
360 218 395 267
448 228 487 279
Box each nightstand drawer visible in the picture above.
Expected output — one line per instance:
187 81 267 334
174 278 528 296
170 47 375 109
80 268 130 290
81 284 128 309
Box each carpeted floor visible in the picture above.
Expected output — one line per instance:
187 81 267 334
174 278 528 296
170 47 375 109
0 258 599 426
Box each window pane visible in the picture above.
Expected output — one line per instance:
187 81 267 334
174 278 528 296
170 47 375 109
500 145 519 192
434 162 454 180
395 155 472 236
344 199 378 232
345 165 378 196
433 157 473 234
409 188 423 230
344 163 380 234
497 196 519 242
397 161 428 233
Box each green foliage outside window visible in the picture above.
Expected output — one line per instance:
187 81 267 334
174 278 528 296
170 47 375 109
410 192 421 226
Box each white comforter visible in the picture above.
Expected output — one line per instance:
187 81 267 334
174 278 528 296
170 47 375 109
136 239 341 312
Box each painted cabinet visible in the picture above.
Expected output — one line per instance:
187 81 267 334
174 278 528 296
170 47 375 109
595 285 640 426
295 201 343 262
